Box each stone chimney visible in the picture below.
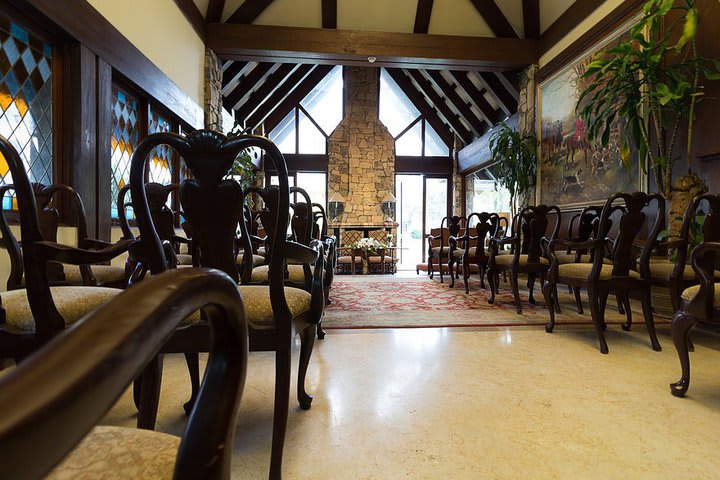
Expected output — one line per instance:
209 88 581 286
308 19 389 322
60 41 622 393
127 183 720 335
327 67 395 225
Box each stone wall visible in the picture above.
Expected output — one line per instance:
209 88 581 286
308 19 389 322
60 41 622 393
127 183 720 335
328 67 395 225
204 48 222 130
517 64 538 207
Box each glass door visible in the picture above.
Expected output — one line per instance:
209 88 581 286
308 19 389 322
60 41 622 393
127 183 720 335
395 174 423 270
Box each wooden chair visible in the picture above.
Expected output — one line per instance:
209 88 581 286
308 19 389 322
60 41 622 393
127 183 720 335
449 212 498 293
313 202 337 306
649 194 720 313
0 183 127 289
543 192 665 354
0 136 131 364
427 215 465 282
337 229 363 274
0 268 249 480
488 205 561 313
367 229 397 274
129 129 324 479
670 240 720 397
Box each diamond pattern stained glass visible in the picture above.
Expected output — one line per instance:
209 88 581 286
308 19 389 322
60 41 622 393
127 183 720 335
148 106 173 184
110 86 139 219
0 17 53 210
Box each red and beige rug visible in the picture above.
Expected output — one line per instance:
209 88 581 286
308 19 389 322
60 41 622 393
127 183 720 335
323 274 647 329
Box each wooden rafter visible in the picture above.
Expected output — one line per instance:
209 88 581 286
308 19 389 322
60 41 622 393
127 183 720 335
234 63 298 122
206 0 226 23
424 70 488 136
405 69 472 144
476 72 518 116
221 61 248 89
246 65 315 129
223 62 274 111
449 71 503 126
226 0 275 24
469 0 517 38
413 0 434 34
264 65 335 132
522 0 540 39
173 0 206 40
322 0 337 29
539 0 604 55
207 24 537 71
385 69 454 148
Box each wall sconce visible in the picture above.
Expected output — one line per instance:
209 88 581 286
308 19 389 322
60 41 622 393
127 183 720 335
381 193 397 223
328 191 345 222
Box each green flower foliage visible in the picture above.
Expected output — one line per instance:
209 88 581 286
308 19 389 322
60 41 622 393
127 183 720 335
488 122 537 217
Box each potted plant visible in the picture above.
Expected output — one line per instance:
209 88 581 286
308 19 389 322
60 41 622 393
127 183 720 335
577 0 720 230
488 122 537 218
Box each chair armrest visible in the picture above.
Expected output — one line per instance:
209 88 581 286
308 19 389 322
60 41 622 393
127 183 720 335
173 235 192 245
490 236 518 247
77 238 115 250
688 242 720 318
35 239 132 265
0 268 248 480
548 237 605 253
285 240 320 264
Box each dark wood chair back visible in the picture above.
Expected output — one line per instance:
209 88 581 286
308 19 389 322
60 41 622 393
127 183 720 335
517 205 561 261
676 194 720 273
467 212 497 253
290 187 313 246
117 184 135 241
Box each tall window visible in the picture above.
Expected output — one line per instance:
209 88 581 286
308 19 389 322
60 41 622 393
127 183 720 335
268 66 343 155
147 106 173 184
379 68 450 158
0 17 53 209
465 167 512 221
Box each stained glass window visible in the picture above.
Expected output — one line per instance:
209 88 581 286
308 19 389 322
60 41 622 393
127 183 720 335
110 85 139 219
0 17 53 210
148 106 173 184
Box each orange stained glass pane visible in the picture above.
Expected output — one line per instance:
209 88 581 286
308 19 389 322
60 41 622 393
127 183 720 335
0 153 8 177
11 197 17 210
111 137 118 150
14 93 28 118
118 178 125 189
0 90 12 112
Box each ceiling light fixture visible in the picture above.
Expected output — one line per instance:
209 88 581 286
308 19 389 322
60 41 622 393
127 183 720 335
367 56 376 63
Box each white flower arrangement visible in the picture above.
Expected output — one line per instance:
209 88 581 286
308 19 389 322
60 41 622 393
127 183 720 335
353 237 387 253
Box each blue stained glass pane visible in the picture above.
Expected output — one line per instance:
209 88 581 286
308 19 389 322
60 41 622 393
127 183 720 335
3 38 19 65
4 70 19 96
21 81 35 102
2 196 11 210
10 23 28 44
20 48 35 72
43 43 51 58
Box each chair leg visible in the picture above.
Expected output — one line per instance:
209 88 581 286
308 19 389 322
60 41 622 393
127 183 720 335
488 267 497 304
463 259 470 294
317 321 326 339
542 279 556 333
527 273 537 304
616 290 626 315
573 286 583 314
588 287 609 354
270 346 292 480
448 256 456 288
182 352 200 416
670 310 698 397
479 264 486 289
439 254 445 283
621 291 633 331
599 290 609 331
641 288 661 351
510 270 522 314
297 325 316 410
137 354 164 429
553 283 561 313
428 254 434 279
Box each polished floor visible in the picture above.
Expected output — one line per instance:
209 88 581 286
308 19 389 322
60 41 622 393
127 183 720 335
103 316 720 478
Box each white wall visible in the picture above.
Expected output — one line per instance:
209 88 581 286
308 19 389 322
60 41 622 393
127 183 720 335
87 0 205 106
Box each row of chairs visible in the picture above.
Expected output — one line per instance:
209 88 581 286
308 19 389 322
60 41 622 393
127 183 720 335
0 130 336 478
336 229 398 274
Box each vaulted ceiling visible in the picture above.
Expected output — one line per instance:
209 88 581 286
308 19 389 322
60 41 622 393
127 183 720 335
179 0 599 146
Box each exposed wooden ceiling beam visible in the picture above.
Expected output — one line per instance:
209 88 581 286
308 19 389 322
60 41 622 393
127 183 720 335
386 69 454 148
449 71 504 126
413 0 434 34
234 63 298 123
246 64 315 130
469 0 517 38
522 0 540 39
322 0 337 29
405 69 472 144
221 61 248 89
264 65 335 132
207 23 537 71
206 0 226 23
477 72 518 115
223 62 274 111
173 0 206 40
226 0 274 24
424 70 488 136
539 0 604 55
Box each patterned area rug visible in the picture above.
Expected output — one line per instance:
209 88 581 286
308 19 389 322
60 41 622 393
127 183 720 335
323 275 646 329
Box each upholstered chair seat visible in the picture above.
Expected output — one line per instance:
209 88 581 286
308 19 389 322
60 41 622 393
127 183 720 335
250 264 305 283
486 248 511 256
176 253 193 266
237 252 266 268
646 261 718 281
553 253 611 265
431 246 450 253
336 256 355 264
46 426 180 480
558 263 640 281
681 284 720 304
62 264 127 284
257 247 266 256
494 254 549 267
2 286 121 332
237 285 311 330
451 248 466 258
367 256 398 263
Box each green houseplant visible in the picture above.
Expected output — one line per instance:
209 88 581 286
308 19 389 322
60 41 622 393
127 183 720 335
577 0 720 201
488 122 537 218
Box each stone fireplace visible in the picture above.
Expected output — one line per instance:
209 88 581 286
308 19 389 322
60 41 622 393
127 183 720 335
327 67 395 227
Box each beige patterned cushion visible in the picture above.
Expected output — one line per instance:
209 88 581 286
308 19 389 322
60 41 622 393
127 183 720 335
47 426 179 480
251 264 306 283
2 286 122 332
553 253 611 265
451 249 466 258
176 253 193 266
681 284 720 304
336 256 357 264
430 246 450 254
237 285 312 330
494 254 549 266
237 253 265 268
62 265 127 285
257 247 266 256
558 263 640 281
367 256 398 263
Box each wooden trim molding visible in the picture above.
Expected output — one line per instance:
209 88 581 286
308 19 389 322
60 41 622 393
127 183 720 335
538 0 645 82
539 0 604 55
173 0 206 41
396 156 453 175
23 0 204 128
